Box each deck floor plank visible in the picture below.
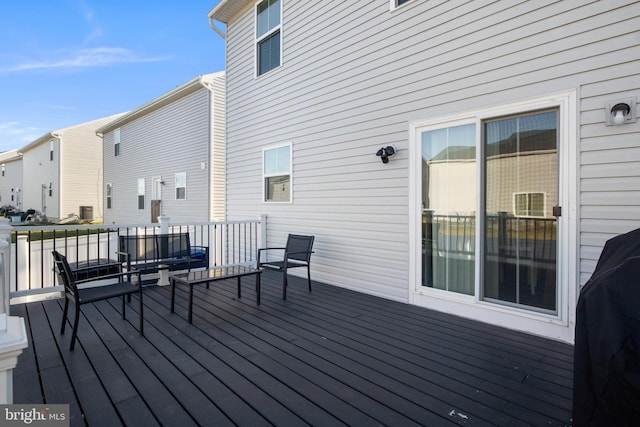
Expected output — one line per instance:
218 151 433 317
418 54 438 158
12 271 573 427
184 280 513 426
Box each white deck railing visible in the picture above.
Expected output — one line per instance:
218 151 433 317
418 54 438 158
7 216 265 303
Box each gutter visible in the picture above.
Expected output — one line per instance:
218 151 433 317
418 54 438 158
208 16 226 39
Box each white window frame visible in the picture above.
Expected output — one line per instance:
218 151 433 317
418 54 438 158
175 172 187 200
114 128 121 157
255 0 283 77
390 0 414 10
49 140 54 161
262 142 292 203
514 192 546 217
409 90 577 343
137 178 145 210
106 183 112 209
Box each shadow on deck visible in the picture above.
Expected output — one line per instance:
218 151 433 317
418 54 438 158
11 271 573 426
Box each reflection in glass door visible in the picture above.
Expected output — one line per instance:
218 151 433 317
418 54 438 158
483 110 558 313
421 123 476 295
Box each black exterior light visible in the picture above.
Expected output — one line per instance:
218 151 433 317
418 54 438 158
376 145 397 164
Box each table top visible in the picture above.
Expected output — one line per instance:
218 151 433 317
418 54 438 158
170 266 262 284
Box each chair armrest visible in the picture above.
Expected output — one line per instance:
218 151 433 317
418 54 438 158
74 269 141 285
257 247 286 263
116 251 131 263
71 261 122 274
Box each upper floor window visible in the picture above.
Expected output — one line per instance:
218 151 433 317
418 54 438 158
263 143 291 202
175 172 186 200
49 140 54 161
48 182 53 197
114 128 121 157
137 178 145 210
1 165 4 177
256 0 281 76
392 0 413 9
106 183 112 209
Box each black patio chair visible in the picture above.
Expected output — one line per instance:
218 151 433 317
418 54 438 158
52 250 144 351
257 234 315 300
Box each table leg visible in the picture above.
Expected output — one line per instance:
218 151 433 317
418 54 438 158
256 272 261 305
170 278 175 313
188 284 194 324
237 276 242 299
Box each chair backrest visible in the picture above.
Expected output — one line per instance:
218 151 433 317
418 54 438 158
52 251 77 297
119 235 157 262
158 233 190 259
286 234 315 262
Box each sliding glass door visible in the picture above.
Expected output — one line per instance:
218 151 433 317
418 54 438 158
419 110 559 313
483 110 558 312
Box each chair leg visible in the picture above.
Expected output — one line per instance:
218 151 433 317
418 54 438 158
139 289 144 336
60 298 69 335
70 305 80 351
121 296 126 319
282 270 288 300
307 267 312 293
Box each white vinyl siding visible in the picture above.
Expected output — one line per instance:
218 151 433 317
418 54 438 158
223 1 640 334
102 73 224 224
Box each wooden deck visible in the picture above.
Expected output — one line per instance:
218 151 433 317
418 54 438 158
11 271 573 426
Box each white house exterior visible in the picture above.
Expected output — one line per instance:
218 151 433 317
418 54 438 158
98 72 225 224
0 150 23 211
18 115 122 222
209 0 640 343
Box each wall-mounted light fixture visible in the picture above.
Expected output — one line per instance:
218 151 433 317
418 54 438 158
605 97 637 126
376 145 397 164
159 180 166 185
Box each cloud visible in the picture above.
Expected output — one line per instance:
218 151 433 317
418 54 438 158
0 122 45 149
0 47 169 72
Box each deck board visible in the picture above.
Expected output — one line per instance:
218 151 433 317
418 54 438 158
11 271 573 426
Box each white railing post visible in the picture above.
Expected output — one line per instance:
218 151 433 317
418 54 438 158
0 218 28 403
156 215 170 285
259 214 267 253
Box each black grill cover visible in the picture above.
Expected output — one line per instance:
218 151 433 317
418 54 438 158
573 228 640 425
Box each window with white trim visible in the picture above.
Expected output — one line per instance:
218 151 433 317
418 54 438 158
49 140 54 161
263 143 291 202
106 183 112 209
114 128 121 157
48 182 52 197
175 172 186 200
514 192 545 217
256 0 281 76
137 178 145 210
391 0 412 9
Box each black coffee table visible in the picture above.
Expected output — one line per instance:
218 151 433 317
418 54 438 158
169 266 262 323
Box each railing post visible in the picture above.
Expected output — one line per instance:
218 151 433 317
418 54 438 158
259 214 267 252
0 218 28 403
156 215 170 285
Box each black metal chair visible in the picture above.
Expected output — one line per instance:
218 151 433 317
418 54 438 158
257 234 315 300
52 250 144 351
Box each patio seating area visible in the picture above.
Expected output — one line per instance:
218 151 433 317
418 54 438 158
11 271 573 426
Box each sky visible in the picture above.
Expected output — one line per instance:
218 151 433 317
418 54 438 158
0 0 226 152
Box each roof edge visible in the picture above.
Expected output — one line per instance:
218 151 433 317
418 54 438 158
96 72 224 135
208 0 253 24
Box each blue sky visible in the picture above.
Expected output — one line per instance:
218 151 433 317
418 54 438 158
0 0 225 152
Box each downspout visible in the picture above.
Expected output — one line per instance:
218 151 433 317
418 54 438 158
208 16 226 39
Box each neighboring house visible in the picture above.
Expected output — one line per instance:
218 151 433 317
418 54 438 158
0 150 23 210
19 114 122 222
97 72 225 224
209 0 640 344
